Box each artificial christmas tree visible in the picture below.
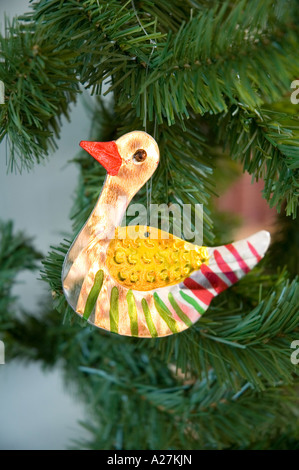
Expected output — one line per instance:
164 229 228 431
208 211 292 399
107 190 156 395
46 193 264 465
0 0 299 449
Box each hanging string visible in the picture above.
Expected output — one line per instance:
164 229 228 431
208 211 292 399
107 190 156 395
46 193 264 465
131 0 157 228
131 0 157 133
145 181 150 226
149 115 157 219
131 0 157 89
145 116 157 229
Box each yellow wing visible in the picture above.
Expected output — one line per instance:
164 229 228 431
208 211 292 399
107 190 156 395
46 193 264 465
106 225 209 291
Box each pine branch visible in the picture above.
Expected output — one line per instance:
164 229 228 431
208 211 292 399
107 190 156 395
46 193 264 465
0 220 42 327
76 370 299 450
2 0 299 182
27 0 299 123
127 0 299 125
241 432 299 450
4 290 298 450
219 105 299 217
28 0 165 94
268 210 299 278
0 18 79 171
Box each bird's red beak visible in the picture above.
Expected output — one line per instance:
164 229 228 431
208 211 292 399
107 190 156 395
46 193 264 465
79 140 122 176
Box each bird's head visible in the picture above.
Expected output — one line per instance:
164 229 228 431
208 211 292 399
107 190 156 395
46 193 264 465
80 131 159 191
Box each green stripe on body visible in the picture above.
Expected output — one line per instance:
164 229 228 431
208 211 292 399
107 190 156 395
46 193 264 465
179 290 205 314
126 290 139 336
110 286 119 333
168 292 193 327
141 298 158 338
153 293 179 334
83 269 104 320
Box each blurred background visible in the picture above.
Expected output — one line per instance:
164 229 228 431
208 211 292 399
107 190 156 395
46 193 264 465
0 0 277 450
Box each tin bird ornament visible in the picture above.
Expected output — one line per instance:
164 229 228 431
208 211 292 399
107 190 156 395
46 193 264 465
62 131 270 338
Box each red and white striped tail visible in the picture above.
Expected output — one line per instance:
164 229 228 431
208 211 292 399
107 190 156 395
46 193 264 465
165 231 271 321
208 229 271 281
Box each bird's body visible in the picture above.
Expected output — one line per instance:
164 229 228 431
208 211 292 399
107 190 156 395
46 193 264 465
62 131 270 338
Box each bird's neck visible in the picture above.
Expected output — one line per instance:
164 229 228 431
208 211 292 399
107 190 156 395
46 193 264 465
89 175 136 239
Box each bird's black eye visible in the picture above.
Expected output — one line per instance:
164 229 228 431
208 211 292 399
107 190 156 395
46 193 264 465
133 149 147 163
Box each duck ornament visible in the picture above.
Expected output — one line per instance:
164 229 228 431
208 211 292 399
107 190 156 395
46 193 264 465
62 131 270 338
